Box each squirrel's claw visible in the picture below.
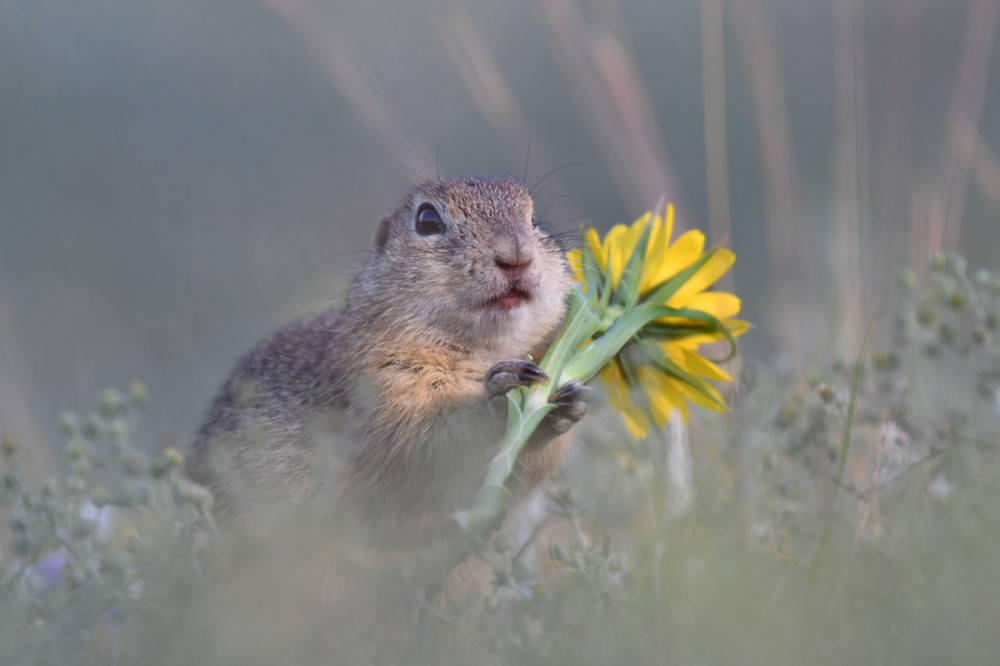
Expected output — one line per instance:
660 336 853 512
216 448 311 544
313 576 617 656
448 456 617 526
485 363 589 437
485 359 549 400
543 380 591 433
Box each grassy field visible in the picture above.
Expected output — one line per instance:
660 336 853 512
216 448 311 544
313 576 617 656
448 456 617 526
1 257 998 664
1 0 998 663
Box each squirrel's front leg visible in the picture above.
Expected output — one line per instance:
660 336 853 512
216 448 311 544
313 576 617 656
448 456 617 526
484 359 591 445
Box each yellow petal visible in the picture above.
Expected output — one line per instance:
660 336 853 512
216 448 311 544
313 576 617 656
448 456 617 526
726 319 750 337
598 361 626 412
639 215 665 294
584 227 606 273
675 377 725 413
663 204 675 247
665 381 690 422
646 229 706 288
566 248 584 284
630 211 652 241
621 400 651 439
679 292 741 319
639 365 684 427
603 224 629 288
668 318 749 347
679 347 732 382
620 214 648 287
600 360 651 439
669 248 735 306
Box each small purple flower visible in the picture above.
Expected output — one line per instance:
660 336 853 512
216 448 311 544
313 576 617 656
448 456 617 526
32 549 67 594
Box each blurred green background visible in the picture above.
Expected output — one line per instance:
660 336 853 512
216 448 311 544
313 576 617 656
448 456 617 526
1 0 998 479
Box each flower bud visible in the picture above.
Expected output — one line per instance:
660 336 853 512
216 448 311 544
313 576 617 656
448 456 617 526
66 441 85 462
163 448 184 468
98 389 126 419
899 269 916 290
815 383 835 403
128 381 149 407
92 487 110 508
58 413 79 438
66 475 86 495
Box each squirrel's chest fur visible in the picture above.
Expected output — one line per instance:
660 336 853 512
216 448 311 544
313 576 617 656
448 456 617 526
188 309 515 538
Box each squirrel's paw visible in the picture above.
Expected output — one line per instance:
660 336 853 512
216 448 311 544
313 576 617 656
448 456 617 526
543 380 592 434
485 359 549 409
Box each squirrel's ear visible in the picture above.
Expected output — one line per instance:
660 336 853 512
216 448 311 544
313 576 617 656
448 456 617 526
373 216 391 253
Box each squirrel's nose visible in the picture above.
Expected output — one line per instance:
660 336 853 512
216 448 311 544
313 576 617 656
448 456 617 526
496 256 533 276
495 236 533 276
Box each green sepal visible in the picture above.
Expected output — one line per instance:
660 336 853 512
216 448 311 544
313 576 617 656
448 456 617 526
538 285 602 373
648 306 739 363
579 228 603 310
615 216 654 311
560 300 664 383
638 339 727 410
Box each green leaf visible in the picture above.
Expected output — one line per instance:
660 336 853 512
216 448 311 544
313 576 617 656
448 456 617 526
561 300 739 384
539 285 602 375
560 301 664 383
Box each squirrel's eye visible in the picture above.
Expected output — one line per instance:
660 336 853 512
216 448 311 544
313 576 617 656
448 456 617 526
415 204 445 236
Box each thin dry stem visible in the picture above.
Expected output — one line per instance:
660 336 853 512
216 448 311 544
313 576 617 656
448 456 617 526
699 0 733 276
876 0 922 287
924 0 998 256
968 128 1000 216
439 9 583 223
0 259 52 485
831 0 869 355
534 0 690 223
259 0 435 178
731 0 810 363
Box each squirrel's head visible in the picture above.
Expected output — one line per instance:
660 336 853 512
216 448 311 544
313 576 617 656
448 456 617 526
362 177 570 353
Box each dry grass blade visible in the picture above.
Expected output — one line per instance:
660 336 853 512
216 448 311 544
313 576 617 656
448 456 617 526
0 260 52 486
731 0 810 362
439 9 582 222
699 0 732 261
534 0 689 223
875 0 922 289
259 0 435 178
967 127 1000 215
925 0 999 255
831 0 869 355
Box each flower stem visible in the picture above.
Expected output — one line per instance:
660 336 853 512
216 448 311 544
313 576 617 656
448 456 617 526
453 285 601 535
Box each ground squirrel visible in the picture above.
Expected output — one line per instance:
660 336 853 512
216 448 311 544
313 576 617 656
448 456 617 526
186 176 587 546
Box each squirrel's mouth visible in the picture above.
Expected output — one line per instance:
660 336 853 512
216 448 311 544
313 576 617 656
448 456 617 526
488 287 531 312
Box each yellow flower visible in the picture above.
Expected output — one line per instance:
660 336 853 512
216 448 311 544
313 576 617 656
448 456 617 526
566 206 747 438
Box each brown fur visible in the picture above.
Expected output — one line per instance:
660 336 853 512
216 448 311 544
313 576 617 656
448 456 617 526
186 177 577 553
